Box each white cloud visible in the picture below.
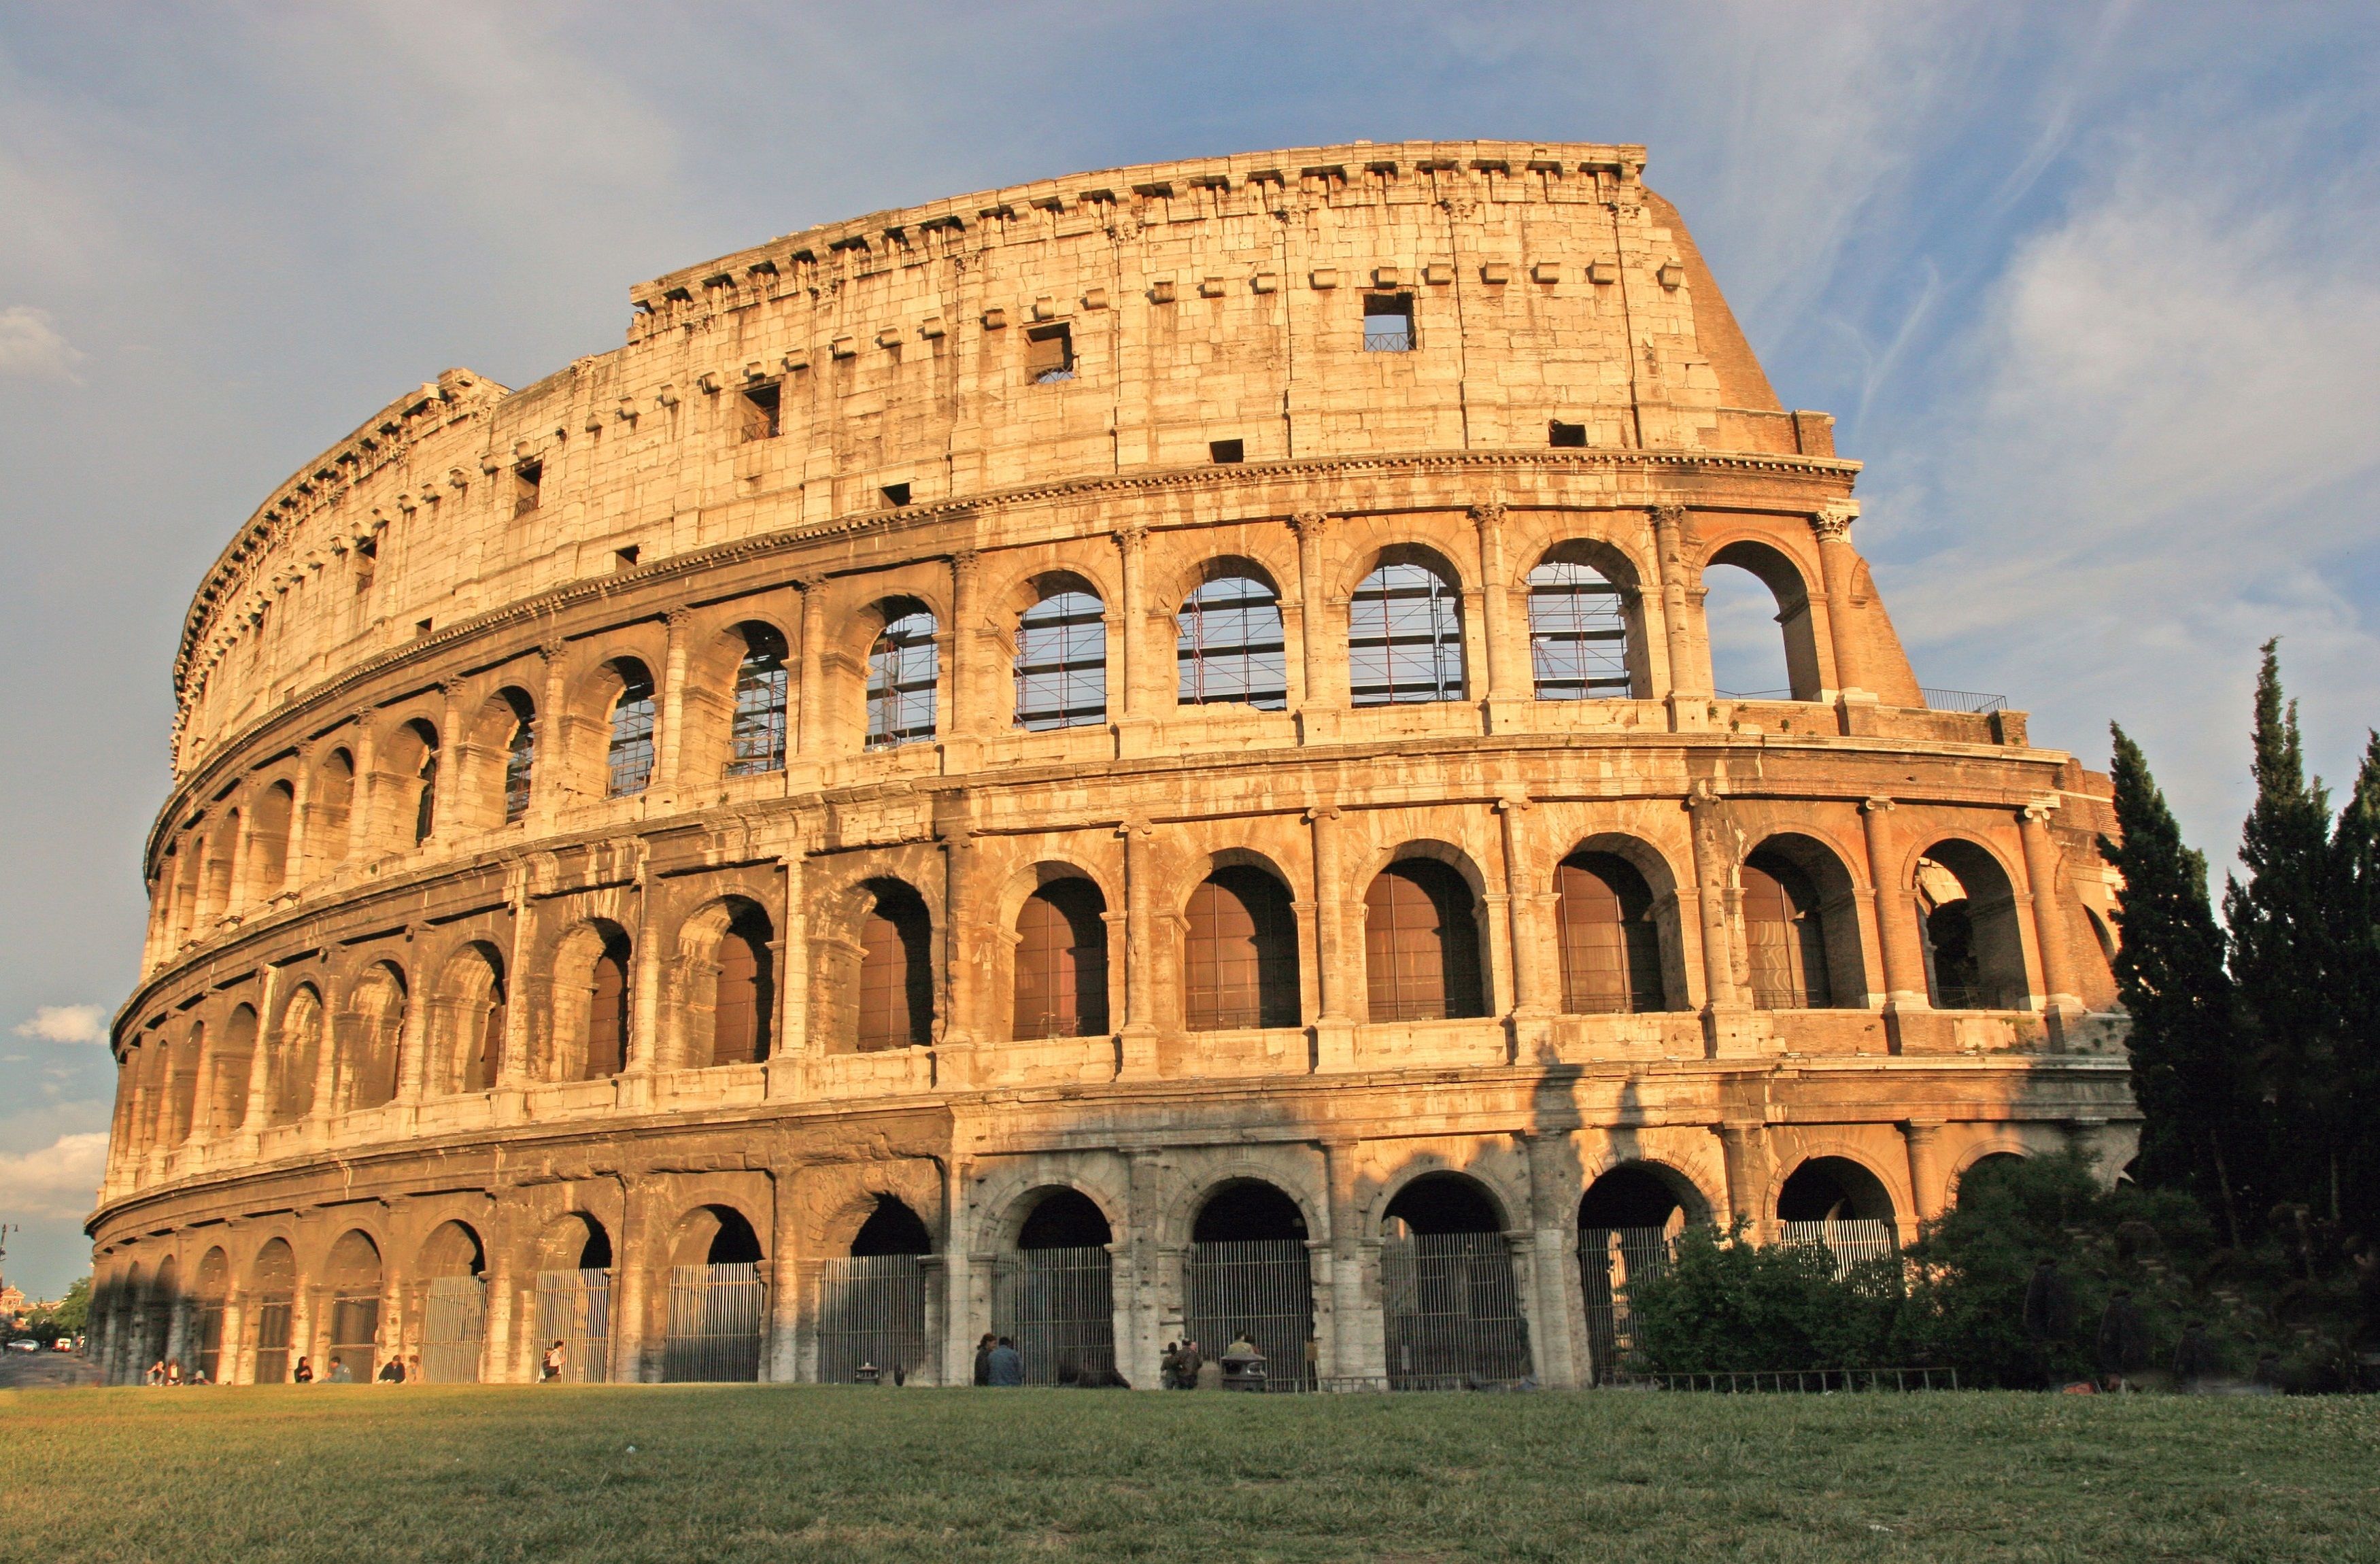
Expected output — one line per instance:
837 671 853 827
0 305 82 380
14 1004 107 1044
0 1131 107 1221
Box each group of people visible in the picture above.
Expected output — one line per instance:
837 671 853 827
968 1333 1132 1388
141 1359 207 1385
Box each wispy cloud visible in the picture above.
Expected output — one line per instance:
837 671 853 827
14 1004 106 1044
0 1130 107 1221
0 305 82 380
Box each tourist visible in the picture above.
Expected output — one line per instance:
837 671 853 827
1159 1340 1183 1389
186 1365 209 1386
293 1356 313 1383
972 1332 996 1387
986 1336 1024 1386
376 1356 406 1384
328 1355 354 1383
165 1360 184 1386
542 1339 567 1381
145 1359 166 1386
2096 1289 2147 1391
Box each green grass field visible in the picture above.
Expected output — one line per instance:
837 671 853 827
3 1385 2375 1563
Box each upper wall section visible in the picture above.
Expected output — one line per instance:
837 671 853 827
171 139 1841 776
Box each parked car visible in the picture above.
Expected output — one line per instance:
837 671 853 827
5 1339 39 1353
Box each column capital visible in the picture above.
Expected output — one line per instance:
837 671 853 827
1304 802 1342 825
662 606 693 630
950 547 981 579
1861 795 1896 815
1650 501 1688 530
1494 792 1532 815
1467 500 1508 531
2020 797 2060 824
1288 509 1330 541
537 639 566 664
1112 525 1149 556
1810 500 1859 541
1684 779 1725 811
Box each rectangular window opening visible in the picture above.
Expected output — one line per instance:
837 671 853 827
739 381 781 442
1025 323 1075 383
513 460 543 518
613 545 640 570
1362 292 1414 352
353 535 377 594
413 618 434 638
1549 420 1587 448
881 482 912 508
1208 439 1245 464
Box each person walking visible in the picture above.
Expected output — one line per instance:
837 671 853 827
986 1336 1025 1387
542 1340 568 1382
973 1333 996 1387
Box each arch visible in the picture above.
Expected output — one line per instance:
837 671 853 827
1363 858 1487 1021
1913 837 2030 1010
1554 851 1669 1013
192 1246 231 1384
437 942 507 1094
1954 1151 2028 1205
1012 877 1110 1040
324 1229 384 1381
1578 1161 1711 1230
384 718 441 848
668 1203 766 1268
1378 1170 1531 1388
1013 582 1108 731
1702 540 1821 701
1348 547 1467 707
203 1004 258 1138
1527 541 1639 700
1176 564 1288 711
724 621 791 777
309 747 355 872
865 598 939 750
560 921 633 1081
248 1236 297 1384
1742 834 1867 1010
268 984 324 1124
1183 865 1300 1031
461 686 537 830
415 1219 488 1384
600 658 658 797
335 961 407 1112
850 1195 934 1257
1015 1187 1115 1250
1183 1179 1315 1391
677 897 776 1068
1382 1171 1508 1236
418 1220 486 1279
1776 1155 1899 1225
201 810 239 923
855 879 934 1051
1191 1179 1310 1243
535 1211 614 1272
249 781 295 899
164 1019 203 1146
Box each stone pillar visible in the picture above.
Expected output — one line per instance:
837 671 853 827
794 578 828 758
2020 802 2085 1030
1308 804 1357 1068
1495 795 1544 1017
939 1155 976 1387
219 1291 248 1386
1718 1123 1767 1238
1650 505 1706 706
431 681 468 841
480 1236 517 1384
1523 1134 1584 1388
627 870 662 1084
1321 1138 1382 1385
1118 817 1159 1078
1470 503 1522 714
937 794 980 1062
224 798 253 921
235 966 280 1141
1809 505 1869 698
347 713 379 860
610 1177 651 1383
1114 526 1149 724
767 1175 803 1382
1123 1149 1165 1389
533 644 570 828
1290 513 1344 718
396 964 435 1103
656 608 690 794
1861 797 1929 1016
1902 1120 1946 1225
1684 785 1739 1013
949 548 982 738
498 867 535 1089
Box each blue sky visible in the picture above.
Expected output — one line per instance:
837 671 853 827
2 3 2375 1298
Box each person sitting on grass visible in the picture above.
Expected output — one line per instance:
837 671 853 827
164 1360 182 1386
974 1333 996 1387
293 1356 313 1383
328 1356 354 1383
145 1359 166 1386
542 1340 566 1381
376 1356 405 1384
986 1336 1024 1387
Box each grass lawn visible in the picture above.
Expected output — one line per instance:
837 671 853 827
2 1385 2375 1563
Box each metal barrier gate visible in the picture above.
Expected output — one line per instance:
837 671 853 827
991 1246 1116 1385
1182 1239 1315 1391
533 1268 611 1382
1579 1225 1673 1384
418 1274 487 1383
814 1255 928 1384
1777 1219 1897 1276
328 1290 380 1381
1379 1232 1533 1391
664 1262 765 1382
192 1301 224 1384
252 1294 292 1384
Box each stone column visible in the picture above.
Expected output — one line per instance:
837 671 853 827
1718 1123 1766 1237
284 743 315 894
948 548 982 738
480 1231 517 1384
937 794 979 1061
1123 1149 1166 1389
1118 817 1159 1078
2020 802 2085 1030
1114 526 1149 724
656 609 691 794
627 867 662 1082
1495 795 1545 1017
1321 1138 1382 1384
1809 505 1869 698
1523 1134 1584 1388
1308 804 1357 1068
219 1291 248 1386
431 681 468 840
1470 503 1521 710
794 578 828 759
1684 785 1739 1012
1861 797 1929 1015
224 796 253 921
396 957 435 1102
498 866 535 1088
611 1176 651 1383
1289 513 1344 718
347 713 380 860
1902 1120 1946 1225
235 966 280 1141
533 645 570 829
1650 505 1705 704
767 1174 803 1382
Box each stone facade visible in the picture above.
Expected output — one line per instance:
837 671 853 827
90 140 2136 1389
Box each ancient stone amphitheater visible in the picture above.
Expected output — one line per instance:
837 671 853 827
90 140 2136 1391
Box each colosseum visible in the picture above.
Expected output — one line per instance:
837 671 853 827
88 139 2137 1391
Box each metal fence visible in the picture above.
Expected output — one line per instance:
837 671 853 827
1777 1219 1898 1277
664 1263 765 1382
1379 1233 1534 1391
192 1302 224 1384
328 1291 379 1381
814 1255 928 1384
1919 687 2007 715
533 1269 611 1383
1182 1239 1316 1391
418 1274 487 1383
1579 1225 1673 1385
991 1247 1117 1386
252 1296 292 1384
1620 1367 1960 1393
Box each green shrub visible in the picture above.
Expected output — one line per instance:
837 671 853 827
1623 1221 1900 1373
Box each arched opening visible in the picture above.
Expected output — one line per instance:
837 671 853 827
1577 1163 1707 1384
485 687 537 826
725 622 790 777
445 944 507 1094
204 1005 257 1139
1014 587 1108 730
164 1021 203 1147
1184 1180 1314 1391
386 719 441 847
192 1248 229 1384
1380 1174 1530 1389
855 881 933 1051
1349 555 1467 707
533 1214 612 1384
1184 866 1301 1031
664 1206 765 1382
310 748 354 873
269 986 323 1124
145 1257 177 1377
250 781 294 899
996 1189 1118 1387
1363 859 1486 1022
1777 1155 1899 1273
820 1196 934 1385
1555 852 1667 1013
1177 571 1288 710
1012 878 1110 1040
336 963 407 1112
705 902 776 1068
249 1238 296 1384
416 1221 488 1384
1742 838 1864 1010
1527 550 1634 700
1955 1152 2027 1206
1703 542 1821 701
201 813 238 923
866 601 939 749
602 660 658 797
1914 840 2030 1010
570 927 633 1081
325 1229 383 1382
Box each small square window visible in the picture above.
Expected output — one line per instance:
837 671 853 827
1025 323 1074 383
614 545 640 569
413 618 434 637
881 482 912 507
739 381 781 442
513 460 542 518
1549 421 1587 448
1362 292 1414 352
1208 439 1245 464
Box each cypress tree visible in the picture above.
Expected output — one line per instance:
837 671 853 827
2326 731 2380 1231
2222 641 2339 1222
2101 724 2258 1242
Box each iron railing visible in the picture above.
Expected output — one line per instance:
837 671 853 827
815 1255 928 1384
1920 687 2007 714
533 1269 611 1382
1181 1239 1317 1391
418 1274 486 1383
1776 1219 1898 1276
991 1247 1117 1386
664 1263 764 1382
252 1297 292 1384
1379 1232 1533 1391
1620 1367 1960 1393
1579 1225 1674 1384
